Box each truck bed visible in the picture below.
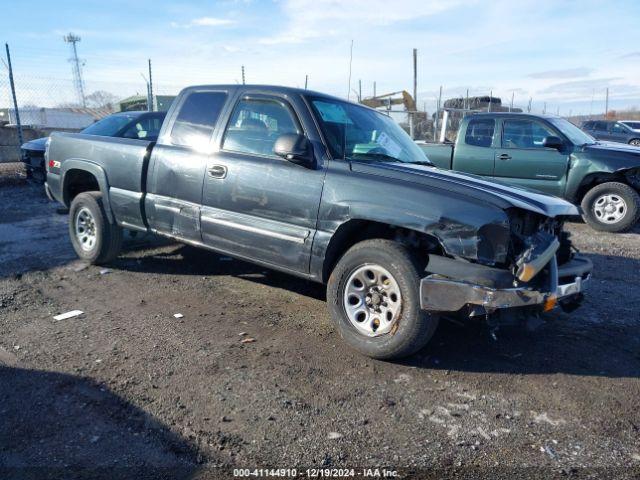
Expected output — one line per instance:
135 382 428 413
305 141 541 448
47 132 154 231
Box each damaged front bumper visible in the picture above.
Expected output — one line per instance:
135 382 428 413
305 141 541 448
420 255 592 313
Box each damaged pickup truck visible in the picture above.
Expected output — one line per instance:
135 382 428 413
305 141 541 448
44 85 592 359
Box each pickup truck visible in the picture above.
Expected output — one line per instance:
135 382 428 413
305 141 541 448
418 113 640 232
45 85 592 360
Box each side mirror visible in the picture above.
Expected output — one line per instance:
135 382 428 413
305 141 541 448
542 135 564 150
274 133 314 167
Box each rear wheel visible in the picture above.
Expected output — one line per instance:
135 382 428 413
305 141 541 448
581 182 640 232
69 192 123 264
327 239 439 360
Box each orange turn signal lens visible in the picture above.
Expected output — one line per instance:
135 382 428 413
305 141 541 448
543 295 557 312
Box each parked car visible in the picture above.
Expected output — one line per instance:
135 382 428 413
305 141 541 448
21 111 166 183
418 113 640 232
619 120 640 132
44 85 591 360
581 120 640 147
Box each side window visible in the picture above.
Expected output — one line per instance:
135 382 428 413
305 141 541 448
464 118 495 147
612 123 625 134
502 120 555 149
594 121 608 131
124 117 163 140
170 91 227 150
222 97 301 157
582 121 593 130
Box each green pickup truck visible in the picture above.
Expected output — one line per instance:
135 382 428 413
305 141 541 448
418 113 640 232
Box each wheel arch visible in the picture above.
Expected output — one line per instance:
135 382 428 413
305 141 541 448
572 171 628 204
319 219 445 284
61 161 114 223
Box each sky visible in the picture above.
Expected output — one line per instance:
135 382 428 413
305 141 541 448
1 0 640 116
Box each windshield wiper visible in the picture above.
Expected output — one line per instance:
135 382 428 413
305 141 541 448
351 152 401 162
351 152 434 167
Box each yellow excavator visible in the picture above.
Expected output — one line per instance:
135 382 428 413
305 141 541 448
360 90 417 113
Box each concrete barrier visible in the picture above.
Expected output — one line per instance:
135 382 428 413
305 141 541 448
0 126 80 163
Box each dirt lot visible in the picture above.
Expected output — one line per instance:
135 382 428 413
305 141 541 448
1 170 639 479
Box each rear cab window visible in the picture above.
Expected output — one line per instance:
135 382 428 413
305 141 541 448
170 91 227 150
464 118 495 147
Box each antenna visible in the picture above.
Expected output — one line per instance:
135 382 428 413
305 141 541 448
64 33 86 107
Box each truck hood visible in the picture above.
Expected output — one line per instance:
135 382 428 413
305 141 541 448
21 136 48 152
351 161 579 218
582 142 640 171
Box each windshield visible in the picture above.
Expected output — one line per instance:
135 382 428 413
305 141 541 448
548 118 596 146
81 115 135 136
309 97 431 164
622 121 640 130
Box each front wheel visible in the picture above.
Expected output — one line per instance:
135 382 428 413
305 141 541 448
628 139 640 147
69 192 123 264
327 239 439 360
581 182 640 232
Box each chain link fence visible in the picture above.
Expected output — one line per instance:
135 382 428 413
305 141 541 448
1 47 184 164
0 43 629 163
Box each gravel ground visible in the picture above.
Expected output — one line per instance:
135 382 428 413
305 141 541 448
1 180 639 479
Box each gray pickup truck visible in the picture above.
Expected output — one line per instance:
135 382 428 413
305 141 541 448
45 85 592 359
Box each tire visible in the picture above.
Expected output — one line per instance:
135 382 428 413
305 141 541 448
628 139 640 147
581 182 640 233
68 192 123 264
327 239 439 360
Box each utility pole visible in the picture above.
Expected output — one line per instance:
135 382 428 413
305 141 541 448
543 102 547 114
148 59 154 111
64 33 86 107
347 39 354 100
488 90 492 112
304 74 308 90
5 43 23 147
358 79 362 102
412 48 417 106
409 48 417 139
465 89 469 110
510 92 514 112
140 73 151 112
241 65 245 85
527 97 532 113
373 81 376 98
605 87 609 117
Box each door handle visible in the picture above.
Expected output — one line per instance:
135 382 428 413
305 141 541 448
208 165 227 179
498 154 512 161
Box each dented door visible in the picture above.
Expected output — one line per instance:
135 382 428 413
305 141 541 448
200 93 324 273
